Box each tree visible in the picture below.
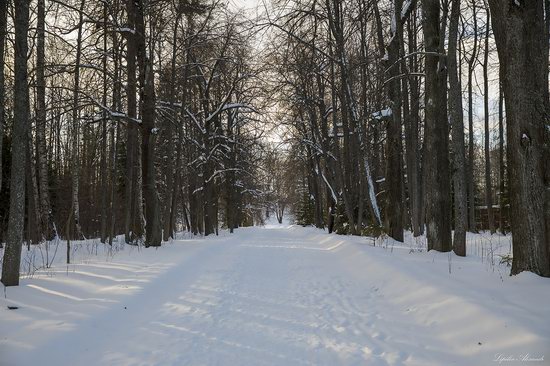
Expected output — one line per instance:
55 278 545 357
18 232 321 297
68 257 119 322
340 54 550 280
448 0 467 256
135 0 162 247
467 0 479 232
421 0 452 252
382 0 406 242
36 0 52 241
1 0 30 286
124 0 143 244
0 0 8 198
68 0 86 242
482 4 495 234
498 81 506 234
487 0 550 277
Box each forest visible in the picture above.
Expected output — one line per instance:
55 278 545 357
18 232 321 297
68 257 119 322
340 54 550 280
0 0 549 283
0 0 550 364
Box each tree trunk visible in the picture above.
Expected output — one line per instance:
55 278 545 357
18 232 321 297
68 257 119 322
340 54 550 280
109 25 121 245
163 12 180 241
99 2 108 243
448 0 467 256
1 0 30 286
70 0 85 240
26 135 40 245
124 0 140 243
488 0 550 277
36 0 52 241
467 0 478 232
498 81 506 234
406 15 423 236
136 0 161 247
421 0 452 252
384 0 405 242
483 6 495 234
0 0 8 197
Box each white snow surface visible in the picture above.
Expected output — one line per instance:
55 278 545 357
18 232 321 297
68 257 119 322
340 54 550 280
1 223 549 366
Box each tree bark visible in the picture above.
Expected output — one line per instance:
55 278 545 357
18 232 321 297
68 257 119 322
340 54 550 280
498 81 506 234
36 0 52 241
448 0 467 256
99 2 108 243
467 0 479 232
406 14 423 236
136 0 162 247
109 20 121 245
1 0 30 286
0 0 8 197
124 0 141 243
421 0 452 252
482 6 495 234
384 0 405 242
163 11 180 241
70 0 85 240
488 0 550 277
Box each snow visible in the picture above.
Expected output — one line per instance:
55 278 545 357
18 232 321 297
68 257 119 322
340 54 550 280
115 27 135 34
373 108 392 120
1 226 549 366
401 0 412 19
364 158 382 225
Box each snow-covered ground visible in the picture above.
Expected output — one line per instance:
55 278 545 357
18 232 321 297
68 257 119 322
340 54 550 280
1 223 549 366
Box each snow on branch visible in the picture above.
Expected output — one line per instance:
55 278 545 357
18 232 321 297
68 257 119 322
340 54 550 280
184 108 206 134
372 108 392 120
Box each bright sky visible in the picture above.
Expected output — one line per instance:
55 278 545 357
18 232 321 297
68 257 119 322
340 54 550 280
229 0 263 12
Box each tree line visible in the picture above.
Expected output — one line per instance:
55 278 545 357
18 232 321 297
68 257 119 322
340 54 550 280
0 0 549 287
264 0 550 277
0 0 270 286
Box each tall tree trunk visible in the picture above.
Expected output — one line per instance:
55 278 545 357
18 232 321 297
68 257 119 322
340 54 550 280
136 0 161 247
109 19 121 245
1 0 30 286
384 0 405 242
406 14 423 236
99 2 108 243
483 6 495 234
163 12 180 240
421 0 452 252
36 0 52 241
70 0 85 240
448 0 467 256
488 0 550 277
467 0 479 232
26 135 40 245
124 0 140 243
498 80 506 234
0 0 8 197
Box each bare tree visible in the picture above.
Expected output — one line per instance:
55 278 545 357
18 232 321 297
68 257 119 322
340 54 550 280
68 0 86 242
488 0 550 276
36 0 52 241
482 4 495 234
136 0 162 247
498 80 506 234
467 0 479 232
448 0 467 255
421 0 452 252
0 0 8 198
1 0 31 286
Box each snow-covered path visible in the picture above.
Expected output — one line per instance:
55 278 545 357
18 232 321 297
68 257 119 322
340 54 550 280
2 224 549 366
